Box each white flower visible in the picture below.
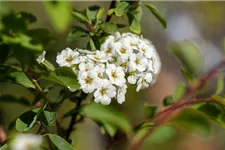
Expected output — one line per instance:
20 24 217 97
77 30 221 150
116 39 133 60
151 50 162 75
136 73 153 92
93 64 106 81
138 40 154 58
79 62 94 72
36 51 46 64
127 71 139 84
106 64 126 87
11 134 42 150
100 41 115 58
117 84 127 104
87 50 107 63
78 71 98 93
94 79 116 105
79 55 88 63
56 48 80 67
129 53 148 72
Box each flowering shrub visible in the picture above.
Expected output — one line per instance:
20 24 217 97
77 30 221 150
56 32 161 105
0 1 225 150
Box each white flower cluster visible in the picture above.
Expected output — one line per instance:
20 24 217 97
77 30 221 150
11 134 42 150
56 32 161 105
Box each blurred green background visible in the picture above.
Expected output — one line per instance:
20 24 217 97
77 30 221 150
1 1 225 150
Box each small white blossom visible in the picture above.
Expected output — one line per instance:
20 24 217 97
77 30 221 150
36 51 46 64
138 41 154 58
136 73 153 92
87 50 107 63
117 85 127 104
78 71 98 93
79 62 94 72
127 71 139 84
56 48 80 67
129 53 148 72
116 40 133 60
106 64 126 87
11 134 42 150
94 79 116 105
93 64 106 81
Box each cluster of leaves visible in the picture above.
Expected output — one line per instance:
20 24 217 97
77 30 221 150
67 1 166 50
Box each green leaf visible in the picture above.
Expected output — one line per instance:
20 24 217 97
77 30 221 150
86 5 100 21
26 28 55 46
72 11 90 24
99 22 117 34
39 111 56 127
0 144 9 150
8 72 35 88
216 74 224 95
0 95 30 105
163 96 174 106
144 104 158 118
171 108 211 136
107 8 115 16
42 60 55 71
81 103 131 133
44 1 72 33
116 23 127 28
2 12 36 32
134 125 176 144
180 68 194 82
67 28 88 44
173 82 186 101
41 67 80 91
46 134 74 150
2 34 43 52
127 13 141 34
103 123 117 137
15 108 41 132
87 38 96 51
142 4 167 28
96 8 105 21
0 64 21 80
169 41 202 76
115 1 129 17
195 102 225 128
130 6 143 22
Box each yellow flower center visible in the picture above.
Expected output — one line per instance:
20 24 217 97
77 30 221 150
98 73 103 79
100 88 107 96
121 63 127 68
84 76 93 84
130 43 136 46
130 72 135 76
135 59 140 65
66 56 73 63
111 72 117 79
120 48 126 54
142 48 146 53
105 48 111 54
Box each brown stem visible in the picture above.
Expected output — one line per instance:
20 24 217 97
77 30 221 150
128 58 225 150
24 71 63 137
66 98 82 141
129 98 213 150
105 0 116 22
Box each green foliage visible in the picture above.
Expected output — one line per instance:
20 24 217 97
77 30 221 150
41 67 80 91
163 96 174 106
216 74 224 95
144 104 158 118
81 103 132 133
67 27 88 44
44 1 72 33
0 95 30 105
99 22 117 34
142 4 167 28
8 72 35 88
171 108 211 136
15 108 41 132
45 134 74 150
39 110 56 127
115 1 130 17
173 82 186 101
72 11 90 24
169 41 202 76
127 13 141 34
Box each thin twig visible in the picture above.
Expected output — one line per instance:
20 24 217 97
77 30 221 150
66 98 82 141
105 0 116 22
128 59 225 150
